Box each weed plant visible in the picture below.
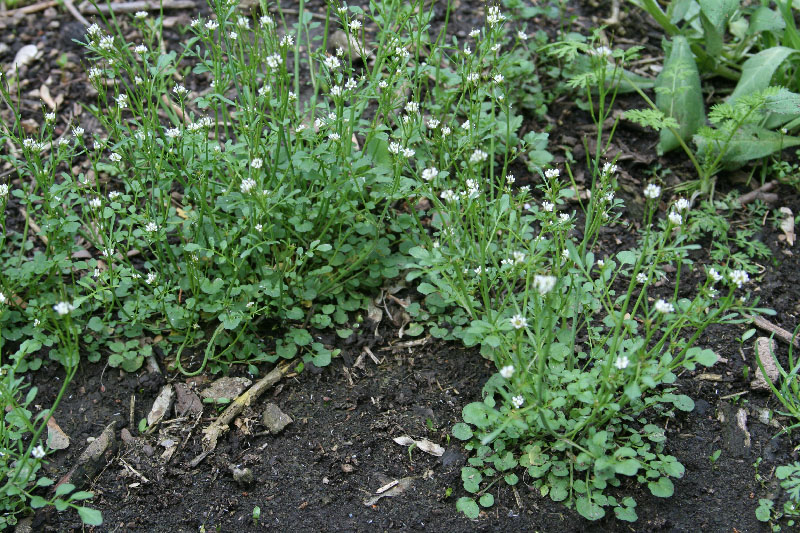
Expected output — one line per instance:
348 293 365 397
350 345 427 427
407 35 773 520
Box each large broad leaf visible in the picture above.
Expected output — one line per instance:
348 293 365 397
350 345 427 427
697 0 738 28
729 47 796 104
694 125 800 168
656 37 705 154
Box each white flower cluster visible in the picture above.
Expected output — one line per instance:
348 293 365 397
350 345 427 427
486 6 505 26
643 183 661 199
510 314 528 329
53 301 77 315
388 142 414 158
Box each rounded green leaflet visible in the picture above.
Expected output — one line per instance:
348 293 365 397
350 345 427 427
576 497 605 520
478 493 495 507
648 476 674 498
452 422 473 441
456 497 480 519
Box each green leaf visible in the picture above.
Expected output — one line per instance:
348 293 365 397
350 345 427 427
456 497 480 519
729 48 796 104
656 36 705 154
70 491 94 501
697 0 737 28
452 423 474 441
87 316 105 332
648 476 675 497
755 499 774 522
462 402 496 429
614 504 638 522
748 7 786 35
614 458 641 476
670 394 695 412
29 495 48 508
692 348 719 367
55 483 75 497
417 282 437 295
504 473 519 486
77 506 103 526
478 493 495 507
576 497 605 520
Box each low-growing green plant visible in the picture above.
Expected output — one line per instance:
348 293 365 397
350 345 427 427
407 30 772 519
0 308 101 528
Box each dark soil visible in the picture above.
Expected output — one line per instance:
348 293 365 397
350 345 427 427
4 0 800 531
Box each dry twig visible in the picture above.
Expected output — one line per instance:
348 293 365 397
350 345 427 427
187 362 290 467
747 314 800 349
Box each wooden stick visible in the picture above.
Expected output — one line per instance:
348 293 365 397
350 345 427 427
1 0 59 17
187 362 290 467
78 0 196 15
747 314 800 349
63 0 90 26
735 181 778 208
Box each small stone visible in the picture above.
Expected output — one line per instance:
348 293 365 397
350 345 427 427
142 444 154 457
46 417 70 450
232 466 253 485
174 383 203 417
201 376 251 401
9 44 40 72
751 337 779 390
341 463 354 473
120 428 135 445
261 403 293 434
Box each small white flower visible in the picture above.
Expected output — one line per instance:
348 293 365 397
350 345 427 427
330 85 342 97
145 221 159 232
602 162 618 175
101 248 115 258
487 6 505 26
491 43 501 52
0 292 6 304
134 44 147 54
229 31 238 40
88 67 102 80
506 174 515 185
145 272 157 284
349 19 361 31
559 213 570 223
493 74 504 84
53 301 76 315
329 133 341 141
729 269 749 288
533 275 556 295
544 168 560 179
426 118 440 129
240 178 256 194
99 36 114 50
173 84 188 96
45 112 55 122
421 167 438 181
463 45 472 56
562 249 570 260
109 152 122 162
513 251 526 264
190 18 201 28
72 126 84 137
31 445 46 459
251 158 263 169
404 101 419 114
134 76 143 85
134 10 147 19
87 23 101 37
108 191 121 200
636 272 648 284
34 318 40 327
116 94 128 109
89 197 102 208
281 34 295 47
440 189 457 202
402 147 415 158
469 28 481 38
510 314 528 329
324 55 341 70
345 78 357 90
388 142 401 155
674 198 691 211
596 259 605 268
517 30 528 40
708 268 722 283
441 126 451 136
205 20 219 31
461 120 471 130
542 201 554 212
511 395 524 409
643 183 661 199
614 356 630 370
654 299 674 314
288 91 297 102
266 54 283 69
236 15 250 29
668 211 682 226
164 127 181 139
469 149 488 163
260 15 274 27
500 365 514 379
0 184 8 197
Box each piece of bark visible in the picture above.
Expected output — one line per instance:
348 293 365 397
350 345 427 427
751 337 779 390
54 422 116 491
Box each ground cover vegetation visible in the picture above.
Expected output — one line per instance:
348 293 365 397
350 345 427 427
1 0 800 529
